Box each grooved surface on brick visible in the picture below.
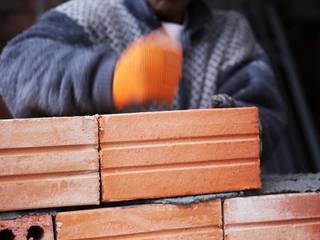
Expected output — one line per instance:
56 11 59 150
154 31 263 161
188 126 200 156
56 200 222 240
99 108 261 202
0 117 100 211
0 214 54 240
224 193 320 240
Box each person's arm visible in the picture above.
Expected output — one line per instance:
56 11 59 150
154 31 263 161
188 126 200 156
216 12 287 163
0 10 118 118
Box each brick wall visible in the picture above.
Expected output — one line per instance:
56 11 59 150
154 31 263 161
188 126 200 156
1 182 319 239
0 109 319 239
0 108 260 211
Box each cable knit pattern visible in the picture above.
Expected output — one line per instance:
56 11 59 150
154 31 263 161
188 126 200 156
57 0 149 53
56 0 261 110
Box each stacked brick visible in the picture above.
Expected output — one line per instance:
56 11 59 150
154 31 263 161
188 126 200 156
0 214 53 240
56 200 223 239
99 108 261 202
224 193 320 240
0 116 100 211
0 108 319 240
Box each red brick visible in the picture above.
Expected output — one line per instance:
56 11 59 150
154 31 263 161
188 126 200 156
99 108 261 202
0 214 54 240
224 193 320 240
56 200 222 240
0 116 100 211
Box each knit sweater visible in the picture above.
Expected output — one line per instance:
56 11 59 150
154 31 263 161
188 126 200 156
0 0 286 162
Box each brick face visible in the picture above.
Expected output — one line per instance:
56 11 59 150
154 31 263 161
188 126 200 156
0 214 54 240
56 200 222 240
99 108 261 202
0 116 100 211
224 193 320 240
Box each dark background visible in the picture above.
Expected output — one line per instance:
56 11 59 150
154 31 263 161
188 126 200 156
0 0 319 173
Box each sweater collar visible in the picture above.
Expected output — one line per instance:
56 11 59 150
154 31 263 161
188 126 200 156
124 0 212 35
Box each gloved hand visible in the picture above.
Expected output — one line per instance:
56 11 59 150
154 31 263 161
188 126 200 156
112 29 183 111
211 94 235 108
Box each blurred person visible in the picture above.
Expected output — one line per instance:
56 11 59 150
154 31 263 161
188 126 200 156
0 0 286 162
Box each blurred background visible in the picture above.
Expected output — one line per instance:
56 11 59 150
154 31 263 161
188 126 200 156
0 0 319 174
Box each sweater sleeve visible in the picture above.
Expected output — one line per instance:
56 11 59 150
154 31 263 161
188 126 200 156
0 10 118 118
217 12 287 163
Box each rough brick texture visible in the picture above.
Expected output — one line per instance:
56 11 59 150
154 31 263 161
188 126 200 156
0 214 54 240
56 200 222 240
0 116 100 211
99 108 261 202
224 193 320 240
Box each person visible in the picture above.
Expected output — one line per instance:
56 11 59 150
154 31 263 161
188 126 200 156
0 0 286 162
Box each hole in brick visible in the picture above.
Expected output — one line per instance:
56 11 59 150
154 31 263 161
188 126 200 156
26 226 44 240
0 229 15 240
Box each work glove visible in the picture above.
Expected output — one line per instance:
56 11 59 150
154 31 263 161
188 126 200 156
211 94 235 108
112 29 183 111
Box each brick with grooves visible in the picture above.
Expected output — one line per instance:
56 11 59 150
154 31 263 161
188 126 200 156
56 200 222 239
224 193 320 240
99 108 261 202
0 116 100 211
